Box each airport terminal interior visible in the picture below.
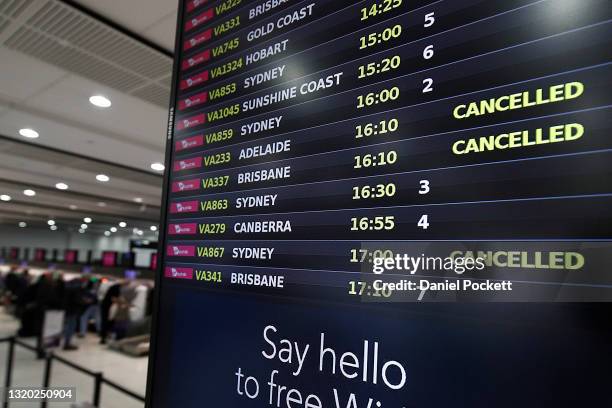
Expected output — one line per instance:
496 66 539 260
1 0 611 407
0 0 175 406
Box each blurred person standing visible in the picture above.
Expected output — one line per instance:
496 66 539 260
99 280 121 344
13 269 31 316
78 279 101 337
61 276 87 350
32 272 62 356
111 282 137 340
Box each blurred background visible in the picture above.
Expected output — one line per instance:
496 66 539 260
0 0 178 406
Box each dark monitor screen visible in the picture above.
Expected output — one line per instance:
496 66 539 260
120 251 135 267
147 1 612 407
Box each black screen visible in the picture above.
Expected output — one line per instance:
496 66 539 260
147 1 612 406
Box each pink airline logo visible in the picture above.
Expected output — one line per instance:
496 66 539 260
164 267 194 280
166 245 196 257
185 9 215 32
182 50 211 70
172 179 200 193
187 0 208 13
176 114 206 131
180 71 210 90
168 223 197 235
184 29 213 51
173 157 202 172
175 135 204 152
179 92 208 111
170 201 199 214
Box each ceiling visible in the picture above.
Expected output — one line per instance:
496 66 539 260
71 0 177 52
0 0 178 235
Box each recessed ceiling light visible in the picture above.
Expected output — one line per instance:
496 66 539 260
69 204 78 210
133 197 143 203
84 217 92 223
96 174 110 182
89 95 112 108
80 224 88 229
19 128 39 139
0 194 11 202
150 162 165 172
150 226 158 231
18 222 27 228
23 189 36 197
50 225 58 231
78 229 86 234
55 182 69 190
136 230 144 236
110 227 117 232
97 202 106 207
104 231 111 236
119 221 127 228
47 220 55 226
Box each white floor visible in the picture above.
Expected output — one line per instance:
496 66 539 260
0 307 147 408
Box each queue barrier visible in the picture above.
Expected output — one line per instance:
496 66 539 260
1 336 145 407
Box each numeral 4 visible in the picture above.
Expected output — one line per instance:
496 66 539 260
418 215 430 230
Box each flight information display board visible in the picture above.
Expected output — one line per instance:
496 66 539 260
147 1 612 406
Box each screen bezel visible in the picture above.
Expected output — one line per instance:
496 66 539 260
144 0 187 405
